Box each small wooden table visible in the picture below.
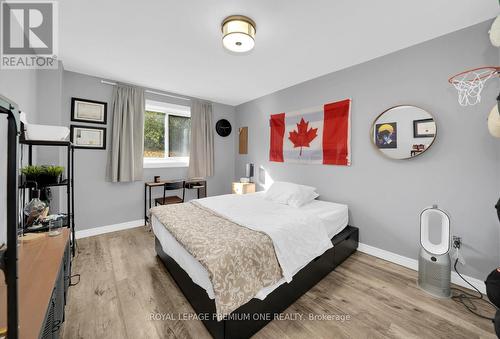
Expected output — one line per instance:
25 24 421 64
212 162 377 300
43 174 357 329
144 179 207 225
232 182 256 195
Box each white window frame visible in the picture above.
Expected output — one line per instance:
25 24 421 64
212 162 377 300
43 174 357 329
143 100 191 168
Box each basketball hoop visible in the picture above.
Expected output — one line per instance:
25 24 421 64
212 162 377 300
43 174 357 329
448 66 500 106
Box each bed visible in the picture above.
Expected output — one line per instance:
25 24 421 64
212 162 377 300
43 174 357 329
152 192 358 339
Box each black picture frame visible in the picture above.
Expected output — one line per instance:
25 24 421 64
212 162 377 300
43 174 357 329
413 118 436 138
71 97 107 125
70 125 106 150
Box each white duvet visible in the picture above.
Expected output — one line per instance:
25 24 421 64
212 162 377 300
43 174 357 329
152 193 347 300
195 193 333 282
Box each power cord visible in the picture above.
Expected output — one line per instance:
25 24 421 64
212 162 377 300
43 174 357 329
69 238 81 287
451 258 497 321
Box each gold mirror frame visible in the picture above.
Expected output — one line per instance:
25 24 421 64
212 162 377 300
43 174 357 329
370 105 437 160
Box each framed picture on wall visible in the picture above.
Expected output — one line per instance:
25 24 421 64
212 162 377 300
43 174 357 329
413 118 436 138
239 127 248 154
70 125 106 149
375 122 397 149
71 97 107 124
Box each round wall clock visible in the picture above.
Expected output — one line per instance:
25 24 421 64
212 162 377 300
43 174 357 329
215 119 232 137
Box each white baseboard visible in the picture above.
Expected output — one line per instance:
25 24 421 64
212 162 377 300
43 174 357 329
75 219 145 239
357 243 486 294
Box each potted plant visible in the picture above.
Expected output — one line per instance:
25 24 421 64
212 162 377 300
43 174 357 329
43 165 64 184
21 165 64 186
21 165 43 183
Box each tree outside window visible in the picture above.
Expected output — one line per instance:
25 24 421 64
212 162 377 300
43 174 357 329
144 111 191 159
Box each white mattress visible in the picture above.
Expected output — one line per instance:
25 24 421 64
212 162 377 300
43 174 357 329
152 193 348 301
299 198 349 238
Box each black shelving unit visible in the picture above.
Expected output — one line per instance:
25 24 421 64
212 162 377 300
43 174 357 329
19 138 76 256
0 94 20 339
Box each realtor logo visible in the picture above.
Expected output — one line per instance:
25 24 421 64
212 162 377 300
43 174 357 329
1 1 58 69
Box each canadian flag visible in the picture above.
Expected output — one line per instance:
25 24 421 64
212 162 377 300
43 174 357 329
269 99 351 166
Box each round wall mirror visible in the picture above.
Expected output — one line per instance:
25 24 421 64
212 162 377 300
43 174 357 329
371 105 437 160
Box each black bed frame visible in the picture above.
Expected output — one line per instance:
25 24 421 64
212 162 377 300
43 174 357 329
155 225 359 339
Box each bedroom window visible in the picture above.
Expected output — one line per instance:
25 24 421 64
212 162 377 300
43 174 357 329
143 100 191 168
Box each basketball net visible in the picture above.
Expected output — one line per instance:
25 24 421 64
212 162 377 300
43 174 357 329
449 67 499 106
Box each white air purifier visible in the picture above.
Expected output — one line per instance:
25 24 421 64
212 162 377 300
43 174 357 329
417 205 451 298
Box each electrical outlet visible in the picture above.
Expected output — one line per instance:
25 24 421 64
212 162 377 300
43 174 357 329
452 236 462 249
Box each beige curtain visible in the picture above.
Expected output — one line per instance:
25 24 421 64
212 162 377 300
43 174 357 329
106 85 145 182
188 100 214 178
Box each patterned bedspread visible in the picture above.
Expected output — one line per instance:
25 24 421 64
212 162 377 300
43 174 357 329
150 201 283 318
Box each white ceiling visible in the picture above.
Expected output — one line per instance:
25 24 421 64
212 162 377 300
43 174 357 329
60 0 498 106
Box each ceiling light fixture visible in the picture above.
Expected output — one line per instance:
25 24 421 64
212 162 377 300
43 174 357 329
221 15 256 53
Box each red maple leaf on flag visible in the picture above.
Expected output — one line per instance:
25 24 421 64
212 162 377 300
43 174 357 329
288 118 318 156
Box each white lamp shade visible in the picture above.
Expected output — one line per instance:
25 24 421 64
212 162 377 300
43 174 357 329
222 16 256 53
223 32 255 53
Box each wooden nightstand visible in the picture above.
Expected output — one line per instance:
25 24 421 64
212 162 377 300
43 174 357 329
232 182 256 195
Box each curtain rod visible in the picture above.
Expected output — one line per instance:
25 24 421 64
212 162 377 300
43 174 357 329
100 80 191 102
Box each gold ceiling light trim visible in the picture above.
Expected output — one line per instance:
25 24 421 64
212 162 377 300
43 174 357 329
221 15 256 53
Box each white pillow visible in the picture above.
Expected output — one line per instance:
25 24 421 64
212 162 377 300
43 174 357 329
289 191 319 208
264 182 318 207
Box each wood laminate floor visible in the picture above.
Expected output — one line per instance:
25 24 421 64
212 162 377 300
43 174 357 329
61 226 496 339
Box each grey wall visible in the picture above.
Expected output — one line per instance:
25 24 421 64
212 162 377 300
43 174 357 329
1 21 498 281
59 71 235 231
0 69 39 245
0 66 235 235
234 20 500 280
36 65 65 211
